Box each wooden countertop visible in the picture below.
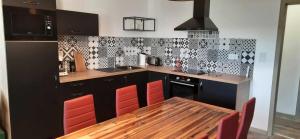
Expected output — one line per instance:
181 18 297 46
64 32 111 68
60 66 250 85
57 97 234 139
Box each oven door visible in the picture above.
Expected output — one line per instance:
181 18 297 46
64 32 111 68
3 6 57 41
170 80 198 100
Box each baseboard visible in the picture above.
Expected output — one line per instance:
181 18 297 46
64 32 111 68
250 127 268 135
276 112 300 122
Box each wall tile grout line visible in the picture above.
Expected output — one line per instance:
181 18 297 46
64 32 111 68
58 32 256 77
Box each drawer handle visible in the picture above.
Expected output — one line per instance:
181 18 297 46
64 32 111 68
104 78 114 82
23 1 40 5
170 81 195 87
72 83 84 87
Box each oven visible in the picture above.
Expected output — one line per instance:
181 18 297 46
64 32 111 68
169 74 199 101
3 6 57 41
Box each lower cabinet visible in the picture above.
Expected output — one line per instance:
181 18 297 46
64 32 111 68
124 72 148 107
60 80 94 100
148 71 170 99
92 76 124 122
198 79 237 110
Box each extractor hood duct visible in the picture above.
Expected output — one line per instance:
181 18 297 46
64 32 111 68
169 0 218 31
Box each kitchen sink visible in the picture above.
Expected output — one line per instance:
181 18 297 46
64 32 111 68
96 66 142 73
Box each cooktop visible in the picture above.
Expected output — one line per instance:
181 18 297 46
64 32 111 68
172 69 208 75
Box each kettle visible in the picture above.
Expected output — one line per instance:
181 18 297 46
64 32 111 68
138 53 147 66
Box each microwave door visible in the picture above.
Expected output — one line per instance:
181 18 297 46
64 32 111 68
11 14 45 36
3 6 57 41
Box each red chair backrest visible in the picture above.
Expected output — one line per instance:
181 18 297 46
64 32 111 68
198 134 208 139
116 85 139 117
236 98 256 139
217 112 239 139
63 95 97 134
147 80 164 106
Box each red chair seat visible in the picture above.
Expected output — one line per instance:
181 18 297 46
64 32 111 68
147 80 164 106
236 98 256 139
197 112 239 139
217 112 239 139
64 95 97 134
116 85 139 116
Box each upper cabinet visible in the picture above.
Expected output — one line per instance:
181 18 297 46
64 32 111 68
56 10 99 36
3 0 56 10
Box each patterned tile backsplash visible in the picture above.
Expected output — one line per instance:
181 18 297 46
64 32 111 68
58 34 256 77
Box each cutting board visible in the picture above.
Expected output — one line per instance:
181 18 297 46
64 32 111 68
74 52 87 72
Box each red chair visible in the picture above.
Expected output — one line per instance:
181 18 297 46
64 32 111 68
197 112 239 139
116 85 139 117
63 95 97 134
217 112 239 139
236 98 256 139
147 80 164 106
199 134 208 139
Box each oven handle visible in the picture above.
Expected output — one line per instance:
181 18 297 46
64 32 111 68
170 81 195 87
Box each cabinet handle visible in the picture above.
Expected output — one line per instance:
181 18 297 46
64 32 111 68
23 1 40 5
199 81 203 90
54 75 59 88
104 78 114 82
72 83 84 87
70 30 80 34
72 92 84 97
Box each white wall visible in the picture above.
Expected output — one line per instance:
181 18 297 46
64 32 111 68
147 0 281 131
276 5 300 116
59 0 282 131
0 1 11 138
56 0 149 37
146 0 192 38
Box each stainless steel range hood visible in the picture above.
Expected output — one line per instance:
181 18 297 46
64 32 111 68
170 0 218 31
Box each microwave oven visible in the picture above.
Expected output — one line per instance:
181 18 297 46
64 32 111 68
3 6 57 41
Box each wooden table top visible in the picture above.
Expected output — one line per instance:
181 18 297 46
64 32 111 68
57 97 234 139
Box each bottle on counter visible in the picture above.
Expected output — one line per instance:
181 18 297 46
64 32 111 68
69 60 76 72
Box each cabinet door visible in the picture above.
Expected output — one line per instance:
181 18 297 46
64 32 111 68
93 76 124 122
60 80 93 101
198 80 237 109
57 10 99 36
148 71 170 99
6 42 61 139
3 0 56 10
124 72 148 107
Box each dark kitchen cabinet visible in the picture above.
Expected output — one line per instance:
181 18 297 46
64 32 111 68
123 72 148 107
92 76 124 122
57 10 99 36
198 80 237 110
6 41 61 139
148 71 170 99
59 80 94 101
3 0 56 10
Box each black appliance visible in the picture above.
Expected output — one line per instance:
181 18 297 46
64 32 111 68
3 6 57 40
169 74 199 100
147 56 162 66
3 2 62 139
169 0 218 31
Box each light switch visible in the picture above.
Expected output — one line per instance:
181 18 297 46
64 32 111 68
228 54 239 60
259 52 267 62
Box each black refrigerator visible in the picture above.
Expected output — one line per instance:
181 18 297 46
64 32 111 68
3 1 64 138
6 41 63 139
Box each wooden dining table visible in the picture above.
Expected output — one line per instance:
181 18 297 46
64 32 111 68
57 97 234 139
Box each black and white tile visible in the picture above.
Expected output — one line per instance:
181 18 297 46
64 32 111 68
241 51 255 64
58 35 256 76
164 47 173 57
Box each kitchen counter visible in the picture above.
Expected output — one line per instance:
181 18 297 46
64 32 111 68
60 66 250 85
